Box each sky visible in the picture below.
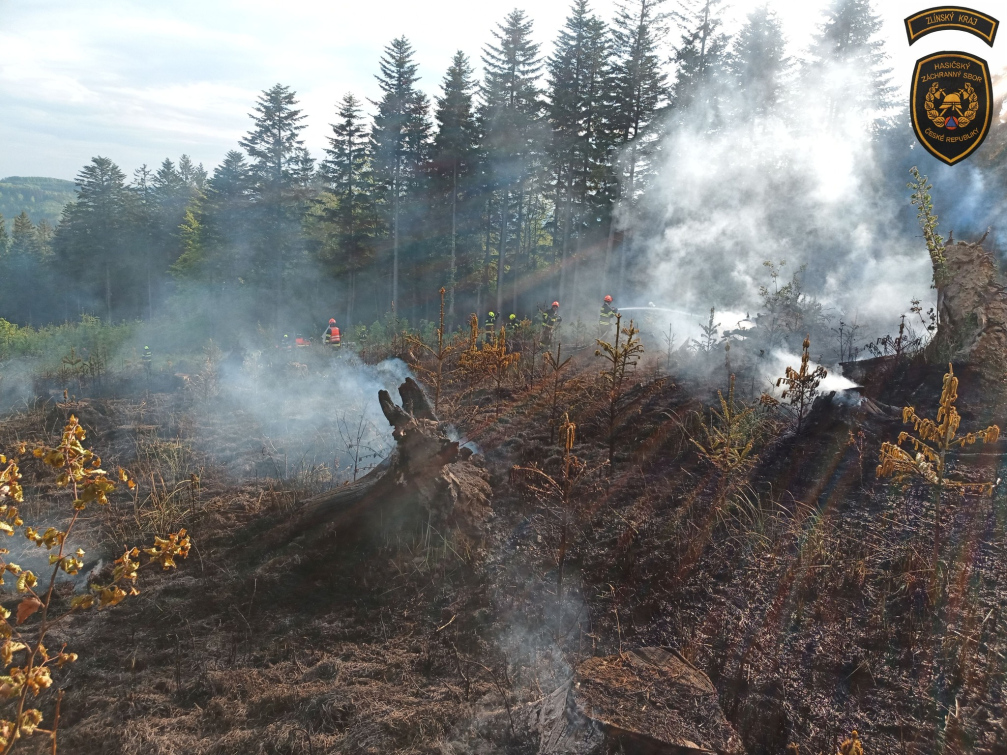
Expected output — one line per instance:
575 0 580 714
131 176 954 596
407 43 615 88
1 0 1005 181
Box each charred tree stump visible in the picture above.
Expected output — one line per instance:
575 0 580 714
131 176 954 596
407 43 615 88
298 377 490 541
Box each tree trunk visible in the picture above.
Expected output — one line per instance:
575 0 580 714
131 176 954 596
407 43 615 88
297 378 491 540
496 190 508 315
450 162 458 319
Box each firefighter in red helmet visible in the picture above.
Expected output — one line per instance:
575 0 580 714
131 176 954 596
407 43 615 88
599 294 617 336
324 318 341 347
541 301 561 345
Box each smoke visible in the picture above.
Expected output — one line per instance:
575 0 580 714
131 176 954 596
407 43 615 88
761 349 860 396
201 350 412 482
632 61 939 338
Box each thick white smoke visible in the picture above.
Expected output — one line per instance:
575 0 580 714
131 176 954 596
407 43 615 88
633 40 939 342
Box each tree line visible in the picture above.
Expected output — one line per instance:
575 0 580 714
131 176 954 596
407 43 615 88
0 0 898 336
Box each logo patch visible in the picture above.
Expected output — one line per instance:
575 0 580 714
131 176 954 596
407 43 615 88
911 51 992 165
905 6 998 46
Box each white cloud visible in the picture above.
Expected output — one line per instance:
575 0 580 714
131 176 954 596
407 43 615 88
3 0 1006 179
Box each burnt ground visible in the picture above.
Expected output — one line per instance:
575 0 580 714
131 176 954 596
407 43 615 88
2 348 1007 754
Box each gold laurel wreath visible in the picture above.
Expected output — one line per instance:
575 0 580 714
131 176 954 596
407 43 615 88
925 82 946 127
958 83 979 127
925 81 979 128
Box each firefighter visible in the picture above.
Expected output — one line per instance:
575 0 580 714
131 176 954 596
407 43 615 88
324 318 341 347
484 311 497 340
599 295 618 332
507 313 518 331
542 301 561 345
142 345 152 377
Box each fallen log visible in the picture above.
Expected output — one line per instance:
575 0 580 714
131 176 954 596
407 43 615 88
298 377 491 540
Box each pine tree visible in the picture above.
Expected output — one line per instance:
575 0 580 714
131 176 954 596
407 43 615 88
547 0 612 302
670 0 731 123
174 150 253 286
128 164 158 320
3 213 37 323
54 157 131 322
10 212 33 259
606 0 667 293
239 84 315 326
151 159 191 289
320 93 380 327
177 154 208 190
806 0 895 126
371 37 431 312
480 9 544 313
730 5 790 120
431 51 479 317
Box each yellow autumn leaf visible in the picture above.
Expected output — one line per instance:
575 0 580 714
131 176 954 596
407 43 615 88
15 597 41 625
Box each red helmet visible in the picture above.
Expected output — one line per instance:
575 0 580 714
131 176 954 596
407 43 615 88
552 301 559 308
329 318 336 325
604 295 613 303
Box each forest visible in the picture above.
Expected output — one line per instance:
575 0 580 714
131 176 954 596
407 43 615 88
1 0 979 346
7 1 1007 754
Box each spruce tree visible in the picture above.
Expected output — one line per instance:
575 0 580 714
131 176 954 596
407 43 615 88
547 0 611 301
54 157 131 322
174 150 253 286
606 0 667 292
239 84 315 326
178 154 208 190
151 159 191 283
5 213 37 323
806 0 895 126
321 93 380 326
730 5 789 119
129 164 157 319
371 37 431 312
480 9 544 313
432 51 479 317
670 0 730 124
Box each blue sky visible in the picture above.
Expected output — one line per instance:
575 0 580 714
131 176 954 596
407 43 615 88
0 0 999 181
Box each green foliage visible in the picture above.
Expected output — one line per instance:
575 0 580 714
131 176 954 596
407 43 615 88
908 166 949 289
0 315 134 367
691 374 756 507
696 307 720 353
595 313 646 468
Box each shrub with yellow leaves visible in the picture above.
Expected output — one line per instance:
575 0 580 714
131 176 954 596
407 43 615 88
458 324 520 417
877 363 999 563
0 415 191 753
839 729 863 755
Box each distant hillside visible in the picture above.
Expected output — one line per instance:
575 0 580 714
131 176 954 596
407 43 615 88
0 176 76 226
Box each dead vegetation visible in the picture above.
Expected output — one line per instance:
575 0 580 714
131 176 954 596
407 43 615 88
8 255 1007 755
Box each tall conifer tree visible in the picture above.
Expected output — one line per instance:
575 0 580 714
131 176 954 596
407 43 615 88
607 0 667 292
321 93 379 326
480 9 543 313
548 0 611 300
806 0 894 126
432 52 479 317
730 5 789 119
371 37 431 311
239 84 315 325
